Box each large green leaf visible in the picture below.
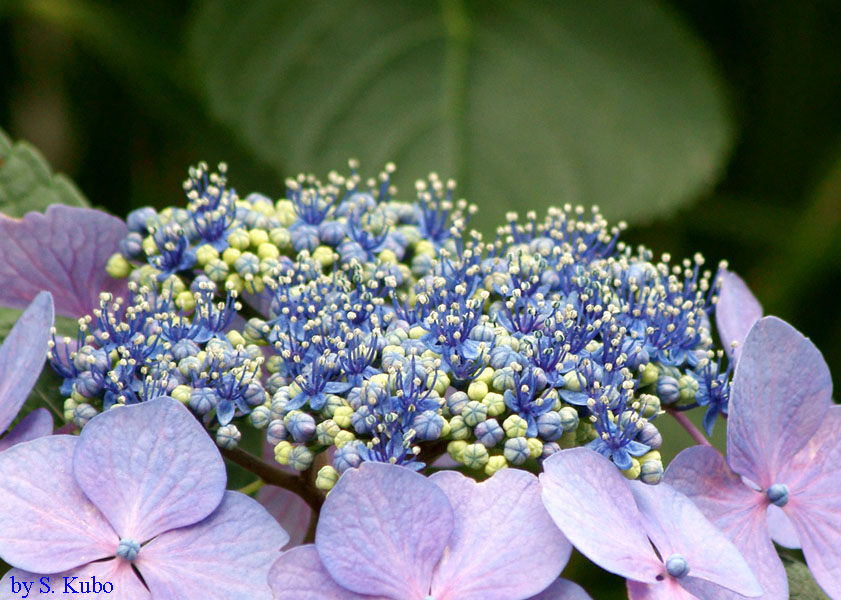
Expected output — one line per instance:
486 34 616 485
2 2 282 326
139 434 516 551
189 0 732 231
783 554 831 600
0 126 89 217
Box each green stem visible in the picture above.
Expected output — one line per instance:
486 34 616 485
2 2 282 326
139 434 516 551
236 478 265 497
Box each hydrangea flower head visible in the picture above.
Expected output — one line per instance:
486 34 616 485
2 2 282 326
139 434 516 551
0 291 54 451
0 396 286 599
540 447 762 599
269 461 576 600
666 316 841 599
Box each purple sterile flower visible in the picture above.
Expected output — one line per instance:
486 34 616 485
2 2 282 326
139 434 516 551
269 462 577 600
666 316 841 599
541 447 762 600
714 269 761 362
0 396 286 599
0 291 54 452
0 205 129 318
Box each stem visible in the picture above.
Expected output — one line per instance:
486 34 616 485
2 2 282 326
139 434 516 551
236 478 265 496
220 447 325 513
666 408 712 447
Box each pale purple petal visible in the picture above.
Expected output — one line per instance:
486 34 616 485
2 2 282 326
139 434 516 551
779 406 841 597
714 269 761 361
727 317 832 488
766 505 799 549
0 206 128 318
0 408 53 452
72 396 226 542
0 291 52 431
0 561 150 600
269 545 385 600
665 446 788 600
527 578 593 600
629 480 762 597
257 484 312 548
0 436 117 572
539 448 662 583
429 469 571 600
137 491 285 600
627 578 702 600
315 462 454 599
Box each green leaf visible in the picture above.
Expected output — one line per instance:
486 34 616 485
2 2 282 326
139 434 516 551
0 126 89 217
784 555 830 600
188 0 732 230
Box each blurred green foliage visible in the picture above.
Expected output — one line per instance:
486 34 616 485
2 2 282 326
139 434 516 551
2 1 841 597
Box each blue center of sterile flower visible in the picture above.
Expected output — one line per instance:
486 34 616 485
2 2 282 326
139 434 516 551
766 483 789 507
665 554 690 578
116 538 141 561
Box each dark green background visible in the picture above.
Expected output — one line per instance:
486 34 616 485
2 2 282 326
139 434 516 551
2 2 839 597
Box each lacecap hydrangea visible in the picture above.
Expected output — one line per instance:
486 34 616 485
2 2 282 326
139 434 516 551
49 161 730 488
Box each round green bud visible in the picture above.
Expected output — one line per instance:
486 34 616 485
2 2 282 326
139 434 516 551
467 381 489 402
63 398 77 423
563 371 582 392
492 368 516 392
227 229 251 250
174 290 196 311
234 252 260 276
249 405 271 429
447 440 468 462
408 326 426 340
204 258 229 282
273 441 293 465
558 430 577 449
226 330 247 348
462 443 490 469
640 393 661 418
415 239 436 257
477 367 495 386
312 246 335 268
378 248 398 264
640 458 664 485
462 401 488 427
257 242 280 260
576 422 597 444
170 384 192 404
222 247 242 266
249 228 269 248
527 437 543 459
195 244 220 266
265 355 284 374
269 227 292 249
287 381 302 398
432 372 450 396
559 406 579 432
105 253 131 279
678 375 699 403
640 363 659 387
333 430 356 448
483 392 506 417
622 458 642 480
485 455 508 476
316 419 341 445
439 419 451 438
321 395 346 418
333 405 354 428
287 446 314 471
316 465 340 491
448 415 470 440
275 200 296 226
503 414 528 438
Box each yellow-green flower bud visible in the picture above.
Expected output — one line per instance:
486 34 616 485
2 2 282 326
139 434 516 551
257 242 280 260
447 440 468 462
433 372 450 396
467 380 488 402
275 200 296 226
174 290 196 311
63 398 77 423
448 415 470 440
273 441 293 465
312 246 334 268
316 419 340 446
527 437 543 459
483 392 505 417
462 401 488 427
222 247 241 266
378 248 398 264
462 443 490 469
226 329 247 348
333 405 353 428
249 228 269 248
640 363 659 387
204 258 229 282
170 384 192 404
141 235 157 256
503 414 528 438
563 371 581 392
409 326 426 340
225 273 244 294
333 430 355 448
269 227 292 249
316 465 340 491
678 374 699 403
484 455 508 476
195 244 220 266
477 367 494 386
227 229 251 250
105 253 131 279
622 457 641 480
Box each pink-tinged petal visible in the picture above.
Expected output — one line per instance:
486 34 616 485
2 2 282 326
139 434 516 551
136 491 285 600
269 545 385 600
766 505 799 549
539 448 662 583
72 396 226 542
714 270 762 361
257 484 312 548
315 462 454 599
0 560 150 600
629 481 762 597
665 446 788 600
0 291 52 431
777 406 841 597
429 469 571 600
0 408 53 452
727 316 832 488
627 578 700 600
0 206 128 318
527 578 593 600
0 436 117 572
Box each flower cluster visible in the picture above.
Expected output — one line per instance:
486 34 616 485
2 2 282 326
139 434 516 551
43 162 730 489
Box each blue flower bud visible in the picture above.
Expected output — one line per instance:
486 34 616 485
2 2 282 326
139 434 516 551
249 405 271 429
766 483 789 507
665 554 690 579
462 401 488 427
242 381 266 407
119 232 144 259
265 372 287 395
541 442 561 461
74 403 99 427
413 410 445 441
637 422 663 449
287 445 314 471
446 391 469 416
126 206 157 233
656 376 680 405
74 372 103 398
333 441 364 473
319 219 347 246
116 539 141 561
216 424 241 449
189 388 217 415
558 406 579 433
640 459 664 484
351 405 374 434
492 366 516 391
474 418 504 447
537 411 564 441
286 411 316 442
504 436 530 466
266 419 288 446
